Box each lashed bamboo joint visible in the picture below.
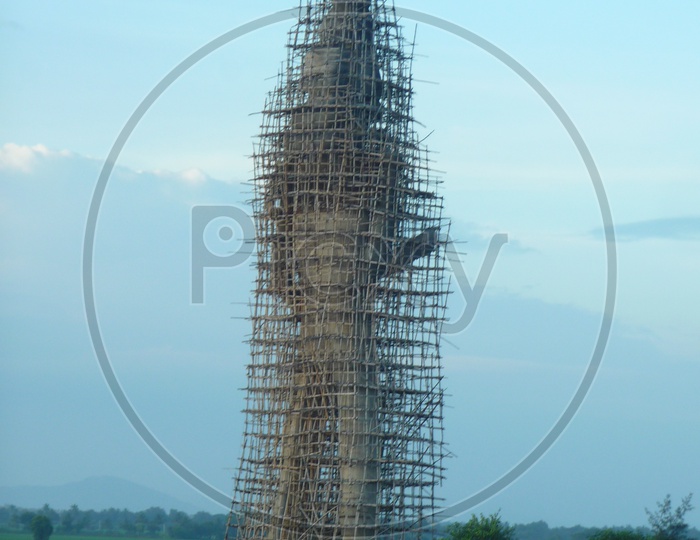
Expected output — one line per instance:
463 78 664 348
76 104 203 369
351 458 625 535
227 1 449 538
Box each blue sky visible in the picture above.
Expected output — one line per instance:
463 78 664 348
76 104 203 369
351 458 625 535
1 0 699 529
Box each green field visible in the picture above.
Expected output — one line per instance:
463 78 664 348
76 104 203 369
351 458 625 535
0 535 147 540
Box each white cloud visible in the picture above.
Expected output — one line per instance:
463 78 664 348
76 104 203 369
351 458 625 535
0 143 72 172
179 167 208 185
148 166 211 185
0 143 220 186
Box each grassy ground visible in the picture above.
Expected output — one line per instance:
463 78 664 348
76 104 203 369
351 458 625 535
0 535 148 540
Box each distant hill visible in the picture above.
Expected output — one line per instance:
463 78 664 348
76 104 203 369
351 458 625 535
0 476 199 513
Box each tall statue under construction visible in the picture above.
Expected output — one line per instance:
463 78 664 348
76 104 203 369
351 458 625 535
228 1 448 538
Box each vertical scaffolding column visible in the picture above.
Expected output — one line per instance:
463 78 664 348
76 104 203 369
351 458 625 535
229 2 448 539
294 209 381 537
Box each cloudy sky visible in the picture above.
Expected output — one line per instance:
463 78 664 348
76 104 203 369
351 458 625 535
2 0 699 529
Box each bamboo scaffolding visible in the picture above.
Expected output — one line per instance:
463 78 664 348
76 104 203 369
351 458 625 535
227 1 449 538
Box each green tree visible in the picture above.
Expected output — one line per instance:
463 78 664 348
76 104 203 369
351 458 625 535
39 504 59 524
19 511 36 531
30 515 53 540
144 507 166 536
646 494 694 540
588 529 649 540
134 511 148 535
443 512 515 540
59 511 73 534
167 509 194 539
